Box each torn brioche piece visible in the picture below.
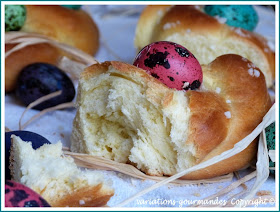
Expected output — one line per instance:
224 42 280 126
9 135 114 207
71 54 271 180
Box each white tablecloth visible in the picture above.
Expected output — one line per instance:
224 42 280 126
5 5 276 208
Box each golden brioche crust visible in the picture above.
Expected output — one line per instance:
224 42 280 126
135 5 275 88
22 5 99 55
50 184 113 207
182 54 271 179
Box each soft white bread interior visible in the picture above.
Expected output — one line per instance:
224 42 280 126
9 135 114 207
134 5 275 88
71 54 271 180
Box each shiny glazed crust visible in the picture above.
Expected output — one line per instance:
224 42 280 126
49 184 113 207
184 54 271 179
22 5 99 55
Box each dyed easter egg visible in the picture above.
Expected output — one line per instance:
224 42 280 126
265 122 275 174
133 41 203 91
5 180 50 207
204 5 258 31
16 63 75 110
5 5 26 31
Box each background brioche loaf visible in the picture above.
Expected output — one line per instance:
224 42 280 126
70 54 271 180
134 5 275 88
21 5 99 55
9 135 114 207
5 5 99 92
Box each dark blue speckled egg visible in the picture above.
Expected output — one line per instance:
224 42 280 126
16 63 75 111
204 5 258 31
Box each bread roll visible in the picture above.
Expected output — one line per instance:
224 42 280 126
5 5 99 92
21 5 99 55
134 5 275 88
9 135 114 207
70 54 271 180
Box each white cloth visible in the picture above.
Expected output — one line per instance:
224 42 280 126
5 5 276 208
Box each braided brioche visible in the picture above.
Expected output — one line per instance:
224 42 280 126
70 54 271 180
5 5 99 92
134 5 275 88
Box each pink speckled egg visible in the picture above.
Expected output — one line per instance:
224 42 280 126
5 180 50 207
133 41 203 90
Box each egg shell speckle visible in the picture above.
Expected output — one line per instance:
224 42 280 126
204 5 258 31
133 41 203 91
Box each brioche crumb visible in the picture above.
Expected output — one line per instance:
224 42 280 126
71 64 195 176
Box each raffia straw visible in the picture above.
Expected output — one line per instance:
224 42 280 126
219 172 249 207
20 102 75 130
114 104 275 207
62 146 70 151
193 171 256 207
19 91 62 130
234 171 248 190
235 128 270 207
5 32 98 66
19 91 75 130
224 190 248 207
57 56 88 80
64 150 233 185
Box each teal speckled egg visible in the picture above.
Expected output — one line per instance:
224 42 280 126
265 122 275 174
5 5 26 32
61 5 81 10
204 5 258 31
